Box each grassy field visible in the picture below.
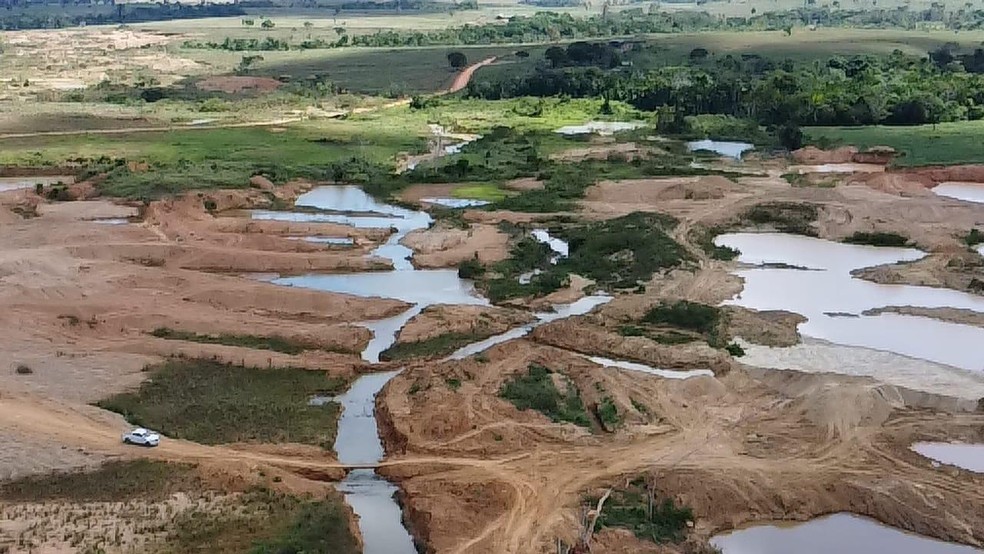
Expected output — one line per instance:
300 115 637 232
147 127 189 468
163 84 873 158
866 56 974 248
0 460 200 503
97 359 350 449
806 120 984 166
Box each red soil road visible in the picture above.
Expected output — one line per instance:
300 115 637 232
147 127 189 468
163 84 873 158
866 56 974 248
443 57 497 94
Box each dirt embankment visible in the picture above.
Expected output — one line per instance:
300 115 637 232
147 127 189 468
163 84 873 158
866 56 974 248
375 333 984 553
395 305 534 344
401 223 510 268
0 187 407 414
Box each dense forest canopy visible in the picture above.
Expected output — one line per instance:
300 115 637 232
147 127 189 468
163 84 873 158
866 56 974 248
466 45 984 127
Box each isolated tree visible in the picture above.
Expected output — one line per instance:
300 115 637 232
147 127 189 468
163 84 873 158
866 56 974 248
515 50 530 58
242 18 254 26
689 47 710 62
545 46 567 68
303 20 313 28
447 51 468 69
261 18 275 29
236 54 264 75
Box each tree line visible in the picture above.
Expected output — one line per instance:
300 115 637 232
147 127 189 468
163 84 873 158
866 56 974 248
466 46 984 128
177 7 984 53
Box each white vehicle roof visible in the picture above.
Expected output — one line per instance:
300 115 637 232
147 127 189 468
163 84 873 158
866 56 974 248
131 428 149 434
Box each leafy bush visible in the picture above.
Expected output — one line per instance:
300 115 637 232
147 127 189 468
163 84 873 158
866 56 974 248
457 257 486 279
149 327 349 355
643 301 721 335
380 331 490 361
963 228 984 246
593 481 694 544
597 397 621 429
744 202 818 236
500 364 590 427
843 231 909 247
725 342 746 357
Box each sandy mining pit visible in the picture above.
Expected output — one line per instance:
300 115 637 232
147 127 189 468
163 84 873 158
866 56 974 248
1 150 983 553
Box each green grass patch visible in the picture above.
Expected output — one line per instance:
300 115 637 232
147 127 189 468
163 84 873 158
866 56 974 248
743 202 818 236
559 212 689 288
643 301 721 335
151 327 339 355
97 359 349 449
452 183 509 202
379 331 491 361
164 488 358 554
247 495 359 554
597 396 621 429
592 479 694 544
805 120 984 167
500 364 590 428
477 211 689 303
0 460 199 503
842 231 909 247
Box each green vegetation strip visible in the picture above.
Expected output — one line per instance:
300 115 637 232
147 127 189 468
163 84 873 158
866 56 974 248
0 460 199 503
380 331 495 361
97 360 348 448
477 212 690 303
592 478 694 544
743 202 819 236
842 231 909 247
150 327 353 355
500 364 590 428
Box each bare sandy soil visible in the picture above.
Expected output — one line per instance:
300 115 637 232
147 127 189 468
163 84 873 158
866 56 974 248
378 339 984 553
395 305 534 344
1 148 984 554
401 223 510 268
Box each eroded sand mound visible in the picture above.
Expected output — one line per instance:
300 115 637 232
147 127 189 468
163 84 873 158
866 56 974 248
792 146 858 164
395 305 533 344
400 223 509 268
585 175 742 205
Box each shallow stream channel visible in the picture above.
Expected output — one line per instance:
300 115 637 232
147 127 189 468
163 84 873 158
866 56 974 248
256 185 626 552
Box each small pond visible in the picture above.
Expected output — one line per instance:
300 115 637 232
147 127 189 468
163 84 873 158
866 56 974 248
0 175 75 192
554 121 645 136
687 140 753 160
715 233 984 372
911 442 984 473
933 182 984 204
420 198 490 208
711 513 983 554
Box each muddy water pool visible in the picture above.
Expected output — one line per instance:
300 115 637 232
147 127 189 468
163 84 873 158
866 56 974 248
715 233 984 372
687 140 753 160
911 442 984 473
933 182 984 204
711 513 983 554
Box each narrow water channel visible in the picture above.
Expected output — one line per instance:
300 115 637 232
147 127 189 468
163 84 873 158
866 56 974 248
332 370 417 553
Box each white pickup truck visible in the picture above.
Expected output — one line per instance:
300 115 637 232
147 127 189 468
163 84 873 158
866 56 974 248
122 428 160 447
